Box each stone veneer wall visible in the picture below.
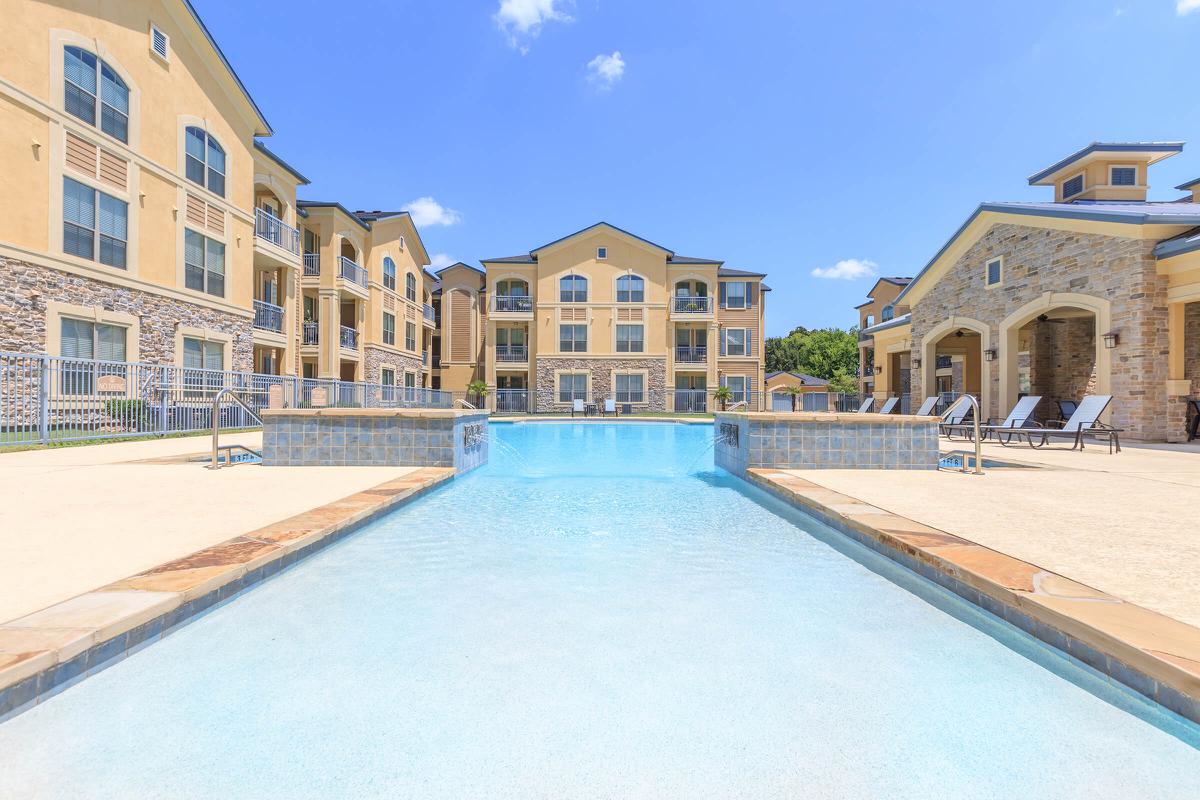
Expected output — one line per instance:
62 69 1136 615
1027 318 1096 423
364 346 425 387
0 255 253 370
909 223 1167 440
534 357 667 412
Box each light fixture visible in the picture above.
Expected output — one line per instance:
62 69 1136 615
911 357 921 370
1102 331 1119 349
984 349 996 362
874 365 883 375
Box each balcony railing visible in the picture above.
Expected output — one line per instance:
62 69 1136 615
303 253 320 277
673 389 708 413
496 344 528 362
492 295 533 313
338 256 367 288
302 322 319 345
423 303 436 324
254 208 300 255
495 389 530 413
675 346 707 363
673 296 711 314
252 299 284 333
340 325 359 350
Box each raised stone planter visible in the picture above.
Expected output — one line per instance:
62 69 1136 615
261 408 488 471
714 411 940 475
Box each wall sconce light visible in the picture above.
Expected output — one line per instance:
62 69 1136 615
873 365 883 375
911 357 921 370
1102 331 1119 349
984 349 997 362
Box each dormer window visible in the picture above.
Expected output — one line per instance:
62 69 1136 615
1062 174 1084 199
597 247 607 260
1110 166 1136 186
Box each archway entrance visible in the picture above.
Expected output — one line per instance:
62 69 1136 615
1013 308 1098 424
920 317 990 417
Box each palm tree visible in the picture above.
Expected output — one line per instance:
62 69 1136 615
713 385 733 411
784 385 805 411
466 380 489 408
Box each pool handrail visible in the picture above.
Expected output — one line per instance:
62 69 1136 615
209 387 264 469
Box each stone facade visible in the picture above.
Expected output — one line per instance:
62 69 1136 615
0 255 253 370
910 223 1168 440
534 357 667 412
363 345 425 387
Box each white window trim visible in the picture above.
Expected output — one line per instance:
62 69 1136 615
149 23 169 63
615 272 646 303
597 246 607 260
181 225 228 299
724 327 749 357
558 322 588 354
554 370 590 405
174 326 231 371
611 369 649 405
1061 170 1085 199
985 255 1004 289
614 323 645 353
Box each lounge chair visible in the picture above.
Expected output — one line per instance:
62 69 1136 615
1188 398 1200 442
914 396 939 416
572 398 586 417
855 398 874 413
878 397 900 415
1056 399 1078 422
978 395 1041 444
1008 394 1122 453
604 398 617 417
939 395 977 440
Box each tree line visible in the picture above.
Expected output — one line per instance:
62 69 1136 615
764 326 859 395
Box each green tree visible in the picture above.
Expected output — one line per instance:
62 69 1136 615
764 326 860 390
466 380 489 407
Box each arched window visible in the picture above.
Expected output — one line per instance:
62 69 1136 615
383 257 396 291
185 126 226 197
405 272 417 302
559 274 587 303
616 274 644 303
64 46 129 143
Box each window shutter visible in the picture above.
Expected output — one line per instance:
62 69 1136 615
719 282 727 308
746 282 757 307
720 329 728 356
747 329 754 357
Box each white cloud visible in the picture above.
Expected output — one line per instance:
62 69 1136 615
1179 0 1200 14
428 253 456 271
401 197 462 227
811 258 878 281
587 51 625 88
494 0 572 52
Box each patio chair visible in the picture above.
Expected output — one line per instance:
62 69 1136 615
878 396 900 415
914 396 939 416
939 395 977 440
1187 399 1200 442
855 397 874 413
1008 395 1122 453
572 399 586 417
1056 399 1078 422
604 398 617 417
978 395 1042 444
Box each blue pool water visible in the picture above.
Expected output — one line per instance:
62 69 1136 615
2 422 1199 798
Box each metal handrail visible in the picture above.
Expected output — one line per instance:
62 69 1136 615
456 398 477 409
728 400 748 411
946 394 984 475
209 387 264 469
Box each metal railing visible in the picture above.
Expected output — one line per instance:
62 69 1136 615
495 389 530 413
496 344 528 362
303 253 320 276
209 387 263 469
302 321 319 345
252 299 284 333
254 208 300 255
673 296 711 313
338 256 367 287
492 295 533 313
674 346 707 363
423 303 436 324
673 389 708 413
339 325 359 350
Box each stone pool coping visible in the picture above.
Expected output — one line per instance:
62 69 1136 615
716 411 938 424
745 468 1200 724
260 408 485 420
0 466 455 722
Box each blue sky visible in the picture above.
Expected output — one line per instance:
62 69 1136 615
197 0 1200 335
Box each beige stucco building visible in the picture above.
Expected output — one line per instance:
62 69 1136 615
856 142 1200 441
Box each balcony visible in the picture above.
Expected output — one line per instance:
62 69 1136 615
672 296 711 314
303 253 320 277
302 321 319 345
423 303 437 327
675 346 707 364
496 344 528 363
339 325 359 350
252 299 284 334
491 295 533 315
338 256 368 288
254 208 300 257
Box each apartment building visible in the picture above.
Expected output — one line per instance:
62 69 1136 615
853 277 911 400
856 142 1200 441
429 223 768 411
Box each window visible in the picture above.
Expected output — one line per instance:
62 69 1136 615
398 236 405 252
63 177 127 268
383 257 396 291
560 274 587 302
185 126 226 197
881 305 894 322
405 272 417 302
150 24 169 61
182 336 223 397
597 247 607 260
616 324 644 353
184 229 226 297
405 321 416 351
559 324 587 352
404 372 416 388
722 376 748 403
64 46 129 143
986 257 1002 287
381 368 395 386
615 373 644 403
723 328 747 357
497 279 528 296
1062 173 1084 198
558 373 587 403
383 312 395 345
1111 166 1136 186
59 318 127 395
616 274 644 303
722 281 748 309
863 314 874 328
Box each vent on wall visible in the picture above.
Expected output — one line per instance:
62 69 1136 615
150 24 169 61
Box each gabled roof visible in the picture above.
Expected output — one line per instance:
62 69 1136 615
180 0 272 136
1177 177 1200 191
480 254 537 264
531 222 674 256
1027 141 1184 185
353 211 432 267
296 201 371 230
766 371 829 386
436 261 485 276
669 255 724 265
253 141 309 185
717 267 766 278
483 223 730 270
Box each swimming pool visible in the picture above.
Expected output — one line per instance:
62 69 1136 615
2 422 1198 798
